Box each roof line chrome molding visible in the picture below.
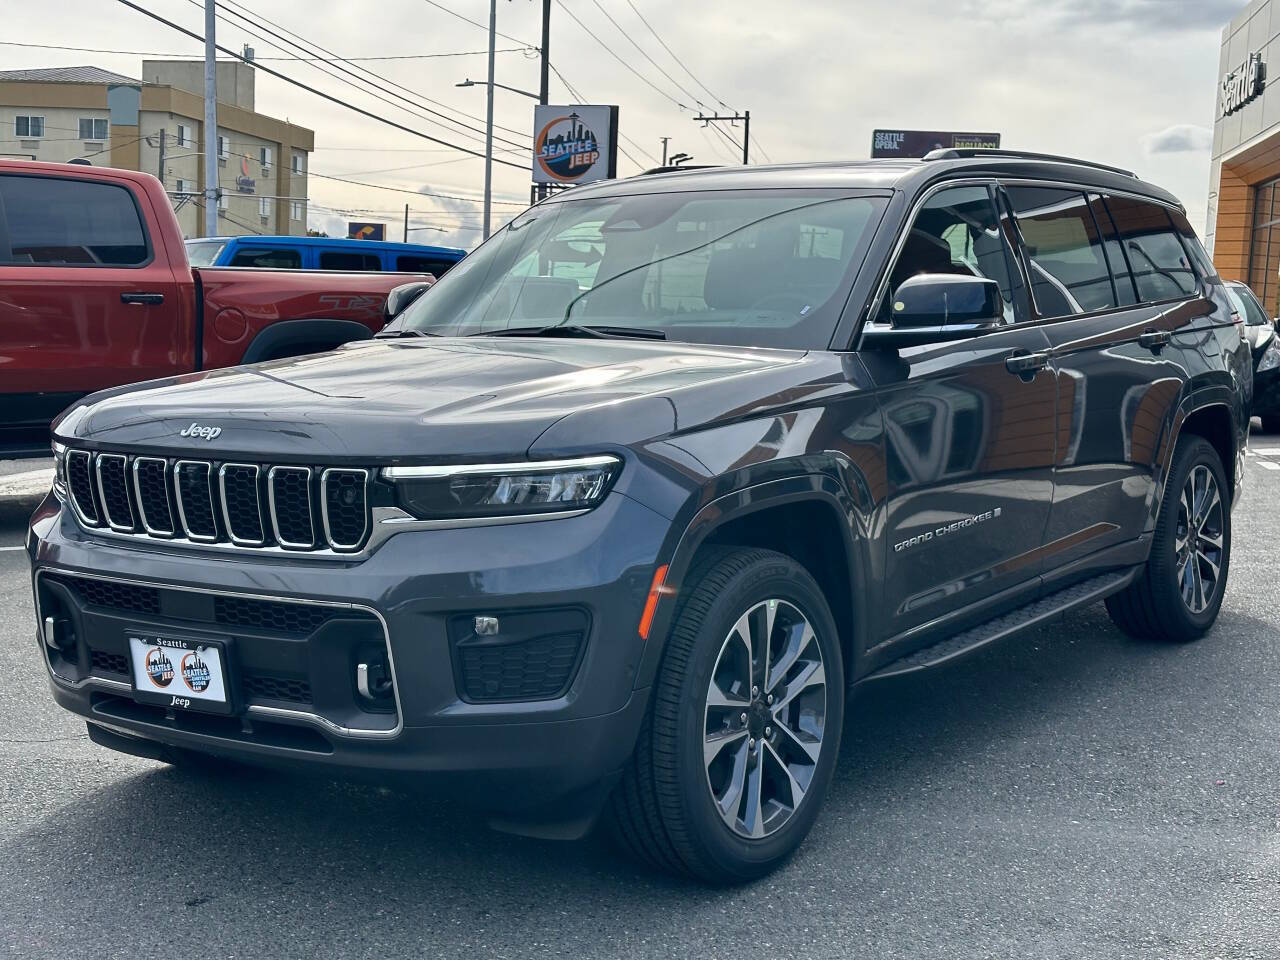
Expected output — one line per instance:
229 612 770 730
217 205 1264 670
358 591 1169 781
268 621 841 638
382 454 620 480
32 567 404 740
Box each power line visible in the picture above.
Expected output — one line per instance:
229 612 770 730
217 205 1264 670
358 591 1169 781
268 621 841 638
588 0 707 111
622 0 730 110
188 0 530 154
419 0 537 47
114 0 529 170
214 0 534 147
545 60 654 168
553 0 688 110
0 39 531 61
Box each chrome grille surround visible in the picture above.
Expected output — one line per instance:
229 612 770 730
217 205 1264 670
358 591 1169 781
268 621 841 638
59 449 371 554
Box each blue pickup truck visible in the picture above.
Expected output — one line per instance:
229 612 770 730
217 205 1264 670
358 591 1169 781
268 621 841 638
185 235 467 276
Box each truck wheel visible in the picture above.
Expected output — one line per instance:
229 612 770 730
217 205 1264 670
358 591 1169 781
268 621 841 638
609 548 844 883
1106 437 1230 642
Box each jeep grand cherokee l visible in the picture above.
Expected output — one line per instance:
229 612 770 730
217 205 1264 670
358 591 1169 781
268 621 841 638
28 150 1249 883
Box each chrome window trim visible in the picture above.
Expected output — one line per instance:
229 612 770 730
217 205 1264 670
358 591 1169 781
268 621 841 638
381 454 620 480
173 460 218 543
218 462 266 546
32 567 403 739
320 467 370 552
131 456 175 537
95 452 135 532
65 449 100 527
268 465 315 549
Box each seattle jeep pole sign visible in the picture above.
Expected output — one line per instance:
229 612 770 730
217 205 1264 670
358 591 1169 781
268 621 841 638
531 105 619 186
1222 53 1265 117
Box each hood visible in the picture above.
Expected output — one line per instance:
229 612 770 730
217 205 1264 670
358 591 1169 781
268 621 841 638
57 337 809 461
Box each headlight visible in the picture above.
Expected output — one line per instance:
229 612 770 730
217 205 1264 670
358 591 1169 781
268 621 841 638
382 455 621 520
51 441 67 499
1260 340 1280 372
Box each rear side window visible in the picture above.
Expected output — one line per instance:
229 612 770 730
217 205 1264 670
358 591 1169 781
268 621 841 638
228 247 302 269
320 250 382 270
1005 186 1115 317
1086 194 1139 306
396 255 457 276
0 174 148 266
1103 195 1197 301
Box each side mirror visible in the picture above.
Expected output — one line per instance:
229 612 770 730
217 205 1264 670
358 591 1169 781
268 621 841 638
385 281 433 321
861 274 1003 348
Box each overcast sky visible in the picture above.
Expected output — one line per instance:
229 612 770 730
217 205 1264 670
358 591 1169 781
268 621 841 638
3 0 1250 247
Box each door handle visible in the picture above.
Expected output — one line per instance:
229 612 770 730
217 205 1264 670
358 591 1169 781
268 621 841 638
120 292 165 305
1005 350 1050 381
1139 329 1171 351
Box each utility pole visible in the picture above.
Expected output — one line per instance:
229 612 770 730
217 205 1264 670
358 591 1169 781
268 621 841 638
694 110 751 165
661 137 669 166
404 203 410 242
536 0 551 202
203 0 218 236
157 129 166 183
482 0 496 239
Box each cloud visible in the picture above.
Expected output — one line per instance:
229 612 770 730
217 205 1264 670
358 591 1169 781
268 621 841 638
956 0 1247 31
1143 124 1214 154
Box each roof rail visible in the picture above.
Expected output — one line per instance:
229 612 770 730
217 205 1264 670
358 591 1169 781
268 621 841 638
636 164 720 176
921 147 1136 179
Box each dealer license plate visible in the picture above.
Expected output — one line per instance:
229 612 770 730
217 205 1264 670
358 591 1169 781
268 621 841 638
128 634 231 714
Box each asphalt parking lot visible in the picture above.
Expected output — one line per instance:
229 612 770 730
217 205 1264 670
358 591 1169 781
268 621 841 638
1 451 1279 960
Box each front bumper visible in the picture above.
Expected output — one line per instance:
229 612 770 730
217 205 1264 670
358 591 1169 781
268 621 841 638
28 489 668 831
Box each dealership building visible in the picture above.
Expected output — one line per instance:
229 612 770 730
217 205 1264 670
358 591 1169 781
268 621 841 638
0 61 312 238
1206 0 1280 313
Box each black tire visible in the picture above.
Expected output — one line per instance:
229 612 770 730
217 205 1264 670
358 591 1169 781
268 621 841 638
1106 436 1230 642
1260 414 1280 434
608 547 845 884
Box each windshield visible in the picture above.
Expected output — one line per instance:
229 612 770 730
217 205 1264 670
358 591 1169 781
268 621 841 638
185 240 227 267
1228 284 1270 326
395 189 885 348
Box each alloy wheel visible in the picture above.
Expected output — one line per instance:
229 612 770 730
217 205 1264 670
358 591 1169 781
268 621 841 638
1175 464 1224 614
702 598 827 839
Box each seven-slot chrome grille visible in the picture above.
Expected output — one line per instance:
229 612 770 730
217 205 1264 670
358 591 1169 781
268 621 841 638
64 449 370 553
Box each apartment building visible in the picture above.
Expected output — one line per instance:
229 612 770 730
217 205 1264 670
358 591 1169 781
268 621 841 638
0 60 313 237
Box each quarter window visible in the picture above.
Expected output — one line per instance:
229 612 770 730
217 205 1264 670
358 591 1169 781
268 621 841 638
1005 186 1116 318
319 251 382 271
881 184 1025 324
227 247 302 269
1103 195 1198 301
0 174 148 266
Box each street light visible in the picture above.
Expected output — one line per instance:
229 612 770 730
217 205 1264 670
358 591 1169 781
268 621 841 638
670 152 694 167
456 78 541 100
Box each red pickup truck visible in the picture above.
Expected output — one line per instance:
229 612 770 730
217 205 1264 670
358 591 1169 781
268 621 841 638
0 159 434 456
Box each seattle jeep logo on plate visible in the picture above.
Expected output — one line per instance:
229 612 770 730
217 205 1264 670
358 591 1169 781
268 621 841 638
179 422 222 441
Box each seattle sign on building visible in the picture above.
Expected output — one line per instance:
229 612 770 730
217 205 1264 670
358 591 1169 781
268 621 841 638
1221 52 1265 116
532 105 619 185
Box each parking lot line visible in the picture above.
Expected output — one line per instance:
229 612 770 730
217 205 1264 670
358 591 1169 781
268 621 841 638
1256 460 1280 471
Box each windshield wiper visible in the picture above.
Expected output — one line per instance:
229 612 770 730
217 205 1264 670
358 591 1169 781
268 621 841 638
469 324 666 340
374 328 442 339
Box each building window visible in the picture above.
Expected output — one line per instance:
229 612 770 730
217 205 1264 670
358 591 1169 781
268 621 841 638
259 196 273 219
291 151 304 174
177 123 193 148
218 191 228 211
15 115 45 139
174 179 192 196
218 135 229 159
260 146 273 169
290 201 304 222
78 117 109 141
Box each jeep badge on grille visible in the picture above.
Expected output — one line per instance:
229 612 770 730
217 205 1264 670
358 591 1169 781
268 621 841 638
179 422 222 441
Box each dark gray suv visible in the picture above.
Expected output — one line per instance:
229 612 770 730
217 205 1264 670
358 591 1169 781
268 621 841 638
29 150 1250 883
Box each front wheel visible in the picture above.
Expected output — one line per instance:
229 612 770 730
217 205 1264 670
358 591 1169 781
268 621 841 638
609 548 845 883
1106 436 1230 642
